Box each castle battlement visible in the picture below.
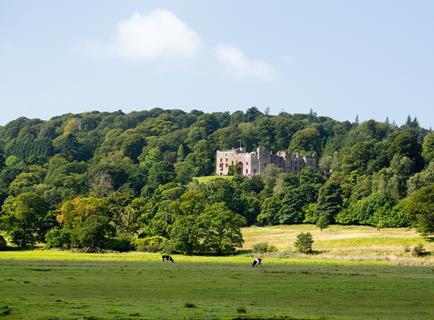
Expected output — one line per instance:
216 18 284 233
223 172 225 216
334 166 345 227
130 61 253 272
216 147 316 176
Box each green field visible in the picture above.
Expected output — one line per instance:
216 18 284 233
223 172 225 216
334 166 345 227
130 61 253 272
0 250 433 320
1 226 433 319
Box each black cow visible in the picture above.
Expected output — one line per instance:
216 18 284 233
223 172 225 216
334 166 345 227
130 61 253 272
162 255 174 263
252 258 262 267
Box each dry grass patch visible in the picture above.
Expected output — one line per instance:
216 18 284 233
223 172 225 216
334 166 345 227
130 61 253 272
242 225 433 265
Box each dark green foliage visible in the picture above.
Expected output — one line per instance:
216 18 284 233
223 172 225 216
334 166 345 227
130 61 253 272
0 235 6 250
404 184 434 234
0 109 431 251
422 132 434 163
1 192 50 247
314 176 343 223
316 215 330 231
184 303 196 309
236 306 247 314
60 197 113 249
53 134 87 161
45 228 72 249
336 192 396 226
412 244 429 257
135 236 170 253
294 232 314 253
106 233 135 252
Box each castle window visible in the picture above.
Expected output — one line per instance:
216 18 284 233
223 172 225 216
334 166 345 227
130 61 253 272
225 163 228 167
246 162 248 165
226 158 228 162
220 158 223 162
246 169 248 174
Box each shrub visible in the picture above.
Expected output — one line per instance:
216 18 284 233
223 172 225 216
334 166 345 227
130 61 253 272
184 303 196 308
294 232 314 254
135 236 169 252
412 244 429 257
45 228 72 249
253 242 278 253
316 215 330 231
106 233 134 252
0 236 7 250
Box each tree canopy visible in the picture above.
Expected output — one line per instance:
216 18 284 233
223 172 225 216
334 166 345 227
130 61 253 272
0 108 432 251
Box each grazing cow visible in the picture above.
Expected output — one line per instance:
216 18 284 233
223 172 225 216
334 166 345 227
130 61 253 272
252 258 262 267
162 255 174 263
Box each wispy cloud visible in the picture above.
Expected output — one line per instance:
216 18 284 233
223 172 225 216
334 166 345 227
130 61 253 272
215 45 278 81
80 9 280 81
82 9 201 62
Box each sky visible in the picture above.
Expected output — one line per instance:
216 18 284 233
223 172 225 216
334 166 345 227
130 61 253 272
1 0 433 128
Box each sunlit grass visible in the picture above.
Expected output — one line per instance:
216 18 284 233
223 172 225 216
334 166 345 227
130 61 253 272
0 252 433 319
242 224 433 265
1 224 433 319
193 175 235 183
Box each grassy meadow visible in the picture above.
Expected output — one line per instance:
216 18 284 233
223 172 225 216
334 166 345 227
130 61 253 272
0 225 433 319
242 225 434 265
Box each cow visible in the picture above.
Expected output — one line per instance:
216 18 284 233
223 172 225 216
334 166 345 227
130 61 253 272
252 258 262 267
162 255 174 263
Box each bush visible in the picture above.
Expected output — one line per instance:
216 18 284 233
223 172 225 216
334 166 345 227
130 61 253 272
135 236 169 253
294 232 314 254
252 242 278 253
316 215 330 231
412 244 429 257
45 228 72 249
106 233 134 252
0 236 7 250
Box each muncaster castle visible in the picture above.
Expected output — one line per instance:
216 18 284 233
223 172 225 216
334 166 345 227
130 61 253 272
216 146 317 177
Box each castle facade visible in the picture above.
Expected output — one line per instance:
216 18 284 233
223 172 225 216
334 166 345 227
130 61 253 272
216 147 316 176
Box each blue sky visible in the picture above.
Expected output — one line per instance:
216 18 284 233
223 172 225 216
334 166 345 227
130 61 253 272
1 0 433 127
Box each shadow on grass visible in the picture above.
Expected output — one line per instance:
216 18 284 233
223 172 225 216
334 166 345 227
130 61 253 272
234 249 253 255
0 246 41 252
424 236 434 243
310 250 326 255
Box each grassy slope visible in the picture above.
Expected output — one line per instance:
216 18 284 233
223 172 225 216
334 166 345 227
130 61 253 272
242 225 434 265
193 175 235 183
0 251 433 320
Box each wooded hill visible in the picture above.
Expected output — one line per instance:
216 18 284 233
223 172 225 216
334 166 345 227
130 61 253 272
0 108 432 253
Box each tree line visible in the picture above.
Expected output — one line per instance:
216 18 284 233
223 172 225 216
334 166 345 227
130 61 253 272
0 108 432 253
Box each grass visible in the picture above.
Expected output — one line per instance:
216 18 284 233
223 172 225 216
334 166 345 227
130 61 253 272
0 251 433 319
0 225 433 319
193 175 235 183
242 225 434 265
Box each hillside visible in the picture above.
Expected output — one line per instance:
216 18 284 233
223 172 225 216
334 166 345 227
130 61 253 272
0 108 432 253
242 225 433 265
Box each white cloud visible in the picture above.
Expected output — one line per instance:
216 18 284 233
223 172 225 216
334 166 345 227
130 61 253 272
215 45 278 81
86 9 201 61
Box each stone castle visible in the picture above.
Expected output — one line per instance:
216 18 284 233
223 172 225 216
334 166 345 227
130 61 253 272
216 147 317 177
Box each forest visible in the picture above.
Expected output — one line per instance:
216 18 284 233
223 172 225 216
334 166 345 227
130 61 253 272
0 107 432 254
